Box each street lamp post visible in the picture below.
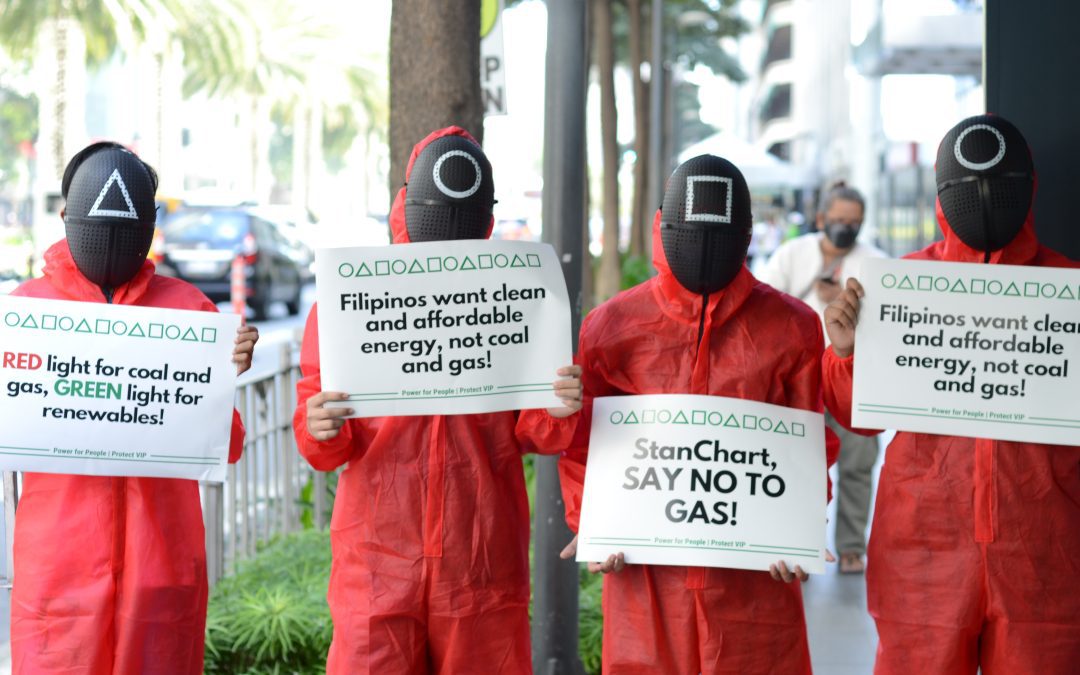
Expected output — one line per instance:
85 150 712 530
533 1 587 674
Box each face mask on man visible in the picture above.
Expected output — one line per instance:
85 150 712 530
824 222 858 249
659 154 753 295
63 145 158 289
404 135 495 242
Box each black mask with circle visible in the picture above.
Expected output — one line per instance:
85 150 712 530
660 155 752 295
936 115 1034 258
63 146 157 289
404 135 495 242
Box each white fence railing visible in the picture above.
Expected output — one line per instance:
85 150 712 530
3 336 328 592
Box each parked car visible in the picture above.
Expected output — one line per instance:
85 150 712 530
157 207 304 320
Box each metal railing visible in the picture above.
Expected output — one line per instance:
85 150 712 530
2 336 326 592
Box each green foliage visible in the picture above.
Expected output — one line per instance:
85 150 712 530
297 470 337 530
204 530 333 674
0 86 36 189
621 253 653 290
579 567 605 674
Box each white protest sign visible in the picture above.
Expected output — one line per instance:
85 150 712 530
852 258 1080 445
315 240 572 417
0 296 239 481
576 395 827 574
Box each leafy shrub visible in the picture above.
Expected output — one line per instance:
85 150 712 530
205 530 333 674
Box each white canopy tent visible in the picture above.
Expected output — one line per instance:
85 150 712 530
677 131 816 189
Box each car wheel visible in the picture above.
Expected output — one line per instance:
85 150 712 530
249 292 271 321
286 285 302 316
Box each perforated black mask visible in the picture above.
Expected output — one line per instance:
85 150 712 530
63 146 157 288
936 115 1034 255
660 155 752 294
404 135 495 242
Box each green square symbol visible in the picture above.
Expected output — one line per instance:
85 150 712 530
95 319 111 334
427 257 443 272
641 409 656 424
1024 282 1040 298
375 260 391 276
478 254 494 269
526 254 542 268
201 328 218 343
791 423 805 437
742 415 758 430
970 279 987 294
691 410 707 425
42 315 58 330
917 276 933 291
148 323 165 339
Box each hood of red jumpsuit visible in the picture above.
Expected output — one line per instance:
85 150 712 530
388 126 495 244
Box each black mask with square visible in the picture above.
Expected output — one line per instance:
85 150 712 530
660 154 752 294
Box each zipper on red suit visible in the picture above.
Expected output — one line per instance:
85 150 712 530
686 292 712 591
423 416 446 557
973 438 996 542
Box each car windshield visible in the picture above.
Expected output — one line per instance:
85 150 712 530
167 210 248 247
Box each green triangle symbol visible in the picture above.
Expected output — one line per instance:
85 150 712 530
460 256 477 271
408 260 425 274
1003 282 1021 297
75 318 92 333
898 275 915 290
355 263 373 277
510 254 526 268
624 411 639 424
129 323 146 337
1057 285 1076 300
673 410 689 424
181 327 199 342
950 278 968 293
774 420 790 435
20 314 38 328
723 414 741 428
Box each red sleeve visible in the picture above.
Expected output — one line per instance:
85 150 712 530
784 316 839 501
822 345 882 436
558 314 606 534
228 408 245 463
515 409 578 456
292 304 362 471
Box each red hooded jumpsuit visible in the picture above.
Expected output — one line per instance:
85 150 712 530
822 190 1080 674
557 211 837 674
8 240 245 674
292 127 570 674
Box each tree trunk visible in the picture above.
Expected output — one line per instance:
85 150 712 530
389 0 483 207
628 0 649 259
594 0 621 302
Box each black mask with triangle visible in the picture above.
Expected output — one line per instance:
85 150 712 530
64 146 157 289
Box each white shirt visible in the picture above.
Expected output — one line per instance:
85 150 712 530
757 232 889 344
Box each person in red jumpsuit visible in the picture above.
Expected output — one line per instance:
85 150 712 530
293 126 582 674
556 154 837 674
8 142 257 674
822 114 1080 674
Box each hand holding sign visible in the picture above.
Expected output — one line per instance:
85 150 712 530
824 278 865 358
547 364 583 418
232 325 260 375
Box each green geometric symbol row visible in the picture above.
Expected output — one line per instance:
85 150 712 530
882 273 1079 300
338 253 543 278
608 408 807 437
3 311 218 343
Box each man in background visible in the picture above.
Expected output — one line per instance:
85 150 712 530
757 182 887 574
